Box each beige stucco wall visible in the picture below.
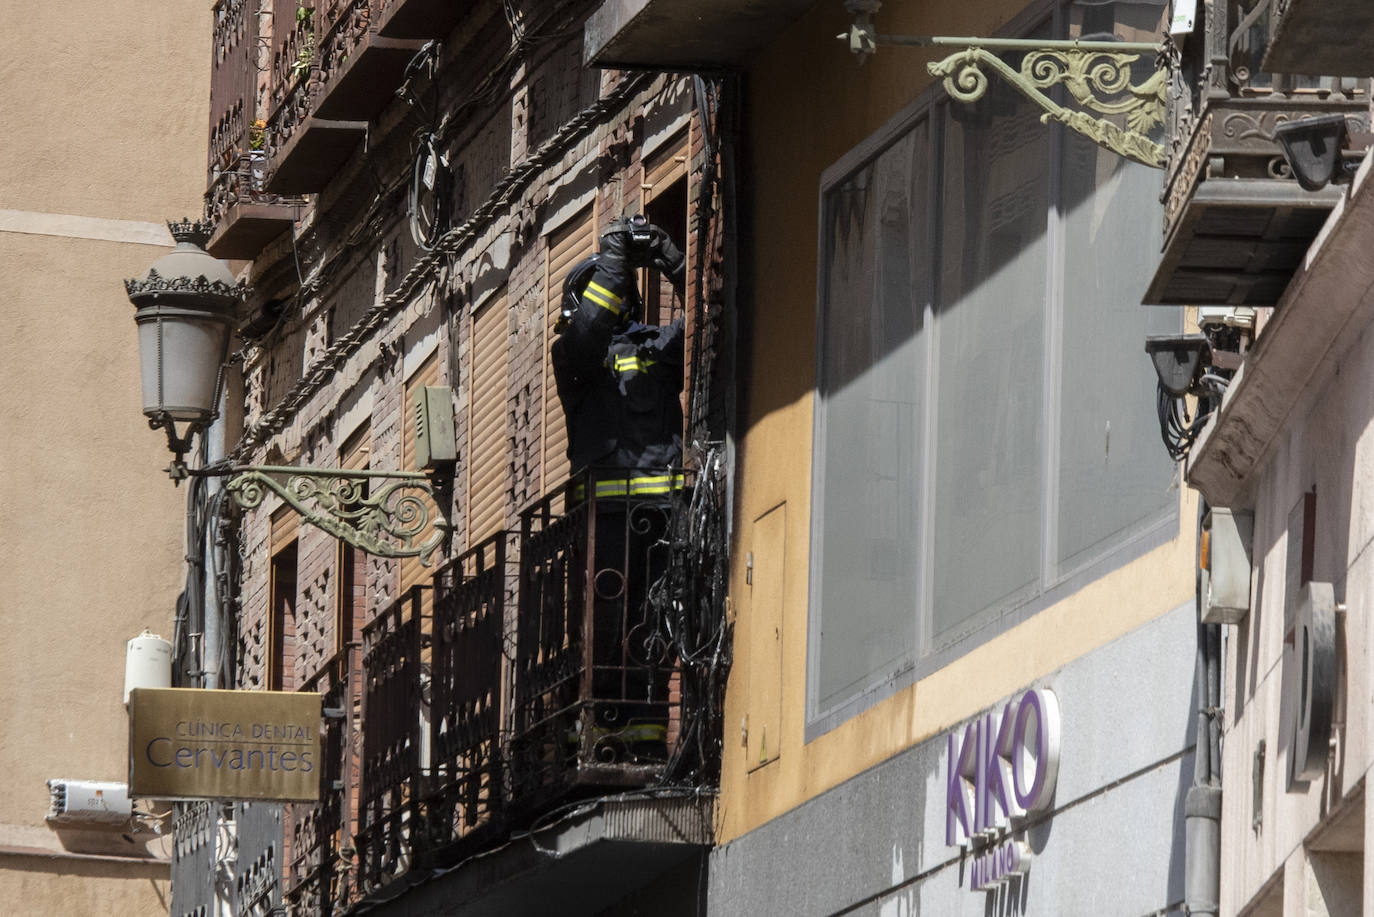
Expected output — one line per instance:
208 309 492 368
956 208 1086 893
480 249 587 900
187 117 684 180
1217 287 1374 915
718 0 1198 843
0 0 209 907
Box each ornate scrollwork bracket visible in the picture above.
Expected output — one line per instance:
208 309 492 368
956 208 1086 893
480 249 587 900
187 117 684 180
197 465 452 564
867 35 1169 169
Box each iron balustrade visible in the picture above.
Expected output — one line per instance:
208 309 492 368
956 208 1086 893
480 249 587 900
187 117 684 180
205 153 310 226
425 532 515 858
511 470 694 810
285 643 362 917
284 466 719 904
356 585 425 895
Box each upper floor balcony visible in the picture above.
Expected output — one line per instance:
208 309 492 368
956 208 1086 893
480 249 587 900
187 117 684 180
205 0 307 259
284 468 723 915
373 0 470 40
263 0 425 193
1145 0 1370 306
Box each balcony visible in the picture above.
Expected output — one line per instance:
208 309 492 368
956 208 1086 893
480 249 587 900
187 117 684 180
286 644 363 916
1263 0 1374 78
205 153 308 259
1145 0 1369 306
584 0 815 69
375 0 469 40
205 0 305 259
263 0 423 193
288 469 724 914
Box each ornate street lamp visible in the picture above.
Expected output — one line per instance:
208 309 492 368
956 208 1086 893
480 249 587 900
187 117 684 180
124 219 244 470
124 220 452 563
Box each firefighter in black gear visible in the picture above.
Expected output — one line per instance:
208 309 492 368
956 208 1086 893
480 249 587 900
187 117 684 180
552 216 685 758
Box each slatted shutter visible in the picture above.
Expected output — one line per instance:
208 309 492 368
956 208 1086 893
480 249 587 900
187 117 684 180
469 291 510 545
400 352 442 611
543 209 595 492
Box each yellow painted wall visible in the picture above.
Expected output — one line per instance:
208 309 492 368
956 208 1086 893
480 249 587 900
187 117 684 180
718 0 1197 843
0 0 210 903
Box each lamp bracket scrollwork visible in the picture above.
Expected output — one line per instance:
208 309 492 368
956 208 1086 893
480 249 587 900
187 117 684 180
867 35 1169 169
196 465 452 564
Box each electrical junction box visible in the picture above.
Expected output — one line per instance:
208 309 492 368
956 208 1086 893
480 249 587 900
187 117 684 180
412 385 456 470
1202 507 1253 625
47 779 132 827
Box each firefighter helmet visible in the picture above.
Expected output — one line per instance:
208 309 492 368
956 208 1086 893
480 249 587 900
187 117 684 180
559 254 641 331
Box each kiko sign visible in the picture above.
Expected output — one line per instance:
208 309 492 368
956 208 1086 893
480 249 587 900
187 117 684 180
946 688 1060 891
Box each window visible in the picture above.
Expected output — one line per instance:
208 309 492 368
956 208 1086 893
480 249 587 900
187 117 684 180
544 212 595 490
468 293 510 544
268 507 299 693
808 1 1179 734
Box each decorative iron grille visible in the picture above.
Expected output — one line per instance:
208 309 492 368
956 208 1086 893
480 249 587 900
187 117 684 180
510 470 693 810
425 532 514 856
285 643 362 916
356 586 425 895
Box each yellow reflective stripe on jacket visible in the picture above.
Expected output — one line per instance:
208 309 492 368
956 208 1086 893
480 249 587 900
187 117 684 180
583 280 623 314
612 355 656 374
626 473 685 495
572 473 688 500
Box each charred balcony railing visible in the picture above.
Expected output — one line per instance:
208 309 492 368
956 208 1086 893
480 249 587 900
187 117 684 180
334 455 729 904
424 532 515 861
510 470 696 812
355 585 426 896
1148 0 1370 305
285 643 363 916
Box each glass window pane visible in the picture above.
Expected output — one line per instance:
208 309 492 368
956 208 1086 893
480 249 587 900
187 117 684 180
814 125 927 713
1056 132 1180 570
932 89 1048 643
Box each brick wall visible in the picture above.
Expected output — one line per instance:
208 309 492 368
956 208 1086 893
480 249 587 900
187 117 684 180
232 51 722 696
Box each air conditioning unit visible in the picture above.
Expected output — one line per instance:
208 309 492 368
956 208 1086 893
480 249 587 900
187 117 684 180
47 779 132 827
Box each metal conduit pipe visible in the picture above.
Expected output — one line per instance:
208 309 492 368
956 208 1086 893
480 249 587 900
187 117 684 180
1185 497 1222 917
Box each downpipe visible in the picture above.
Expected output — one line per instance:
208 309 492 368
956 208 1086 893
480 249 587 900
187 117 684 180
1185 497 1221 917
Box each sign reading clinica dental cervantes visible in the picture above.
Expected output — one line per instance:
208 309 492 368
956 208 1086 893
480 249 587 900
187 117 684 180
128 688 321 802
946 688 1061 891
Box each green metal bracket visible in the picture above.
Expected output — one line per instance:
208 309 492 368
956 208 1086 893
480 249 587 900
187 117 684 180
863 34 1168 169
213 465 451 564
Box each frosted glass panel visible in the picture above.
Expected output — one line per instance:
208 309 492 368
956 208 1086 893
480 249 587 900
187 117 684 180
932 92 1048 640
814 125 927 713
1057 132 1180 570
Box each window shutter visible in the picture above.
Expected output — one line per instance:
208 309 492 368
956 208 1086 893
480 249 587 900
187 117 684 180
469 291 510 544
543 209 595 491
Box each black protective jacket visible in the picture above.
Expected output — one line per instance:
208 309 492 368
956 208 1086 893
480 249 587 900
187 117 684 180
552 255 684 473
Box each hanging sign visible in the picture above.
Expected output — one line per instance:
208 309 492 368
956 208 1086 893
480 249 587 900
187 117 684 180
945 688 1061 891
128 688 321 802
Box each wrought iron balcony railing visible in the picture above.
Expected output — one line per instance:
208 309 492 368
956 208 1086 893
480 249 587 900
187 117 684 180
510 473 692 811
355 583 426 897
1147 0 1370 305
424 531 513 861
293 464 727 908
285 643 362 917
